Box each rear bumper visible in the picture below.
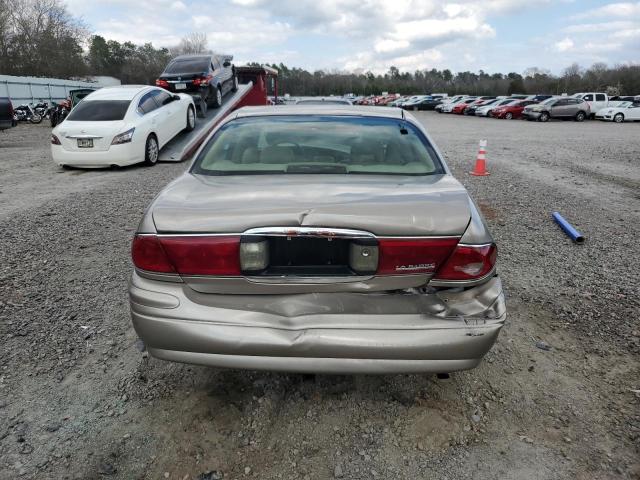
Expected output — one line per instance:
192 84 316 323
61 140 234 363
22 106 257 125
129 272 506 374
51 143 142 168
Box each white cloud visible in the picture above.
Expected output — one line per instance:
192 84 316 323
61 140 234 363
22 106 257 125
555 37 574 52
573 1 640 19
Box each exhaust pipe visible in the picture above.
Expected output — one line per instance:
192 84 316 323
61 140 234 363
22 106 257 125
552 212 585 244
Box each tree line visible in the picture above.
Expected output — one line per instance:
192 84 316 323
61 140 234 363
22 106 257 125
262 63 640 97
1 0 638 96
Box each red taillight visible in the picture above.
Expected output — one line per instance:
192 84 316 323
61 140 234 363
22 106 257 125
132 235 241 276
434 243 497 281
155 79 169 88
377 238 460 275
193 75 213 86
51 134 61 145
132 235 175 273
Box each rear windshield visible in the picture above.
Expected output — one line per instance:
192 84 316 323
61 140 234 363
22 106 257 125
192 116 444 176
66 100 130 121
164 57 209 74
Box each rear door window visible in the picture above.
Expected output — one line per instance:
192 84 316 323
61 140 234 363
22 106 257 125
153 90 173 107
138 92 159 114
595 94 606 101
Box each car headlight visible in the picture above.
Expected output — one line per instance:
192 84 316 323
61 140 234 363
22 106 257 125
111 127 135 145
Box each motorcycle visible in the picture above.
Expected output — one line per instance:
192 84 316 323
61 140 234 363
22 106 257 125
50 99 71 128
13 103 43 124
34 101 51 119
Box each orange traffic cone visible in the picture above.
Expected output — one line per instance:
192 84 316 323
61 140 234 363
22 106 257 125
470 139 490 176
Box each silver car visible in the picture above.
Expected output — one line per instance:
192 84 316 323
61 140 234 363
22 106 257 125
129 106 505 374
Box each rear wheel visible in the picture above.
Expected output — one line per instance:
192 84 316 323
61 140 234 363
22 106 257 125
613 113 624 123
539 112 550 122
575 111 586 122
209 86 222 108
505 112 513 120
29 113 42 124
185 106 195 132
144 135 159 166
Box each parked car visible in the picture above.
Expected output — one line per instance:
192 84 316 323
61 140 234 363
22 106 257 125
492 100 538 119
435 95 466 112
573 92 609 117
0 97 16 131
51 85 196 168
462 97 497 115
465 98 503 116
156 54 237 108
295 98 352 105
477 99 516 117
404 96 444 111
595 101 640 122
527 94 553 102
451 97 479 114
522 97 590 122
401 95 429 107
129 105 505 375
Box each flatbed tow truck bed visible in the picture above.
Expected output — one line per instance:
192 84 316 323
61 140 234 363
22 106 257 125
158 82 253 163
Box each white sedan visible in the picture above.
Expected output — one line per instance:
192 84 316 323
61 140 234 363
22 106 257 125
51 86 196 168
595 102 640 123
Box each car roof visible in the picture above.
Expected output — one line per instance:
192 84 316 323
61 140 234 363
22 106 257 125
233 105 405 119
83 85 154 101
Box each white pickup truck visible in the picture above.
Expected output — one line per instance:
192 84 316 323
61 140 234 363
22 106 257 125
572 93 637 118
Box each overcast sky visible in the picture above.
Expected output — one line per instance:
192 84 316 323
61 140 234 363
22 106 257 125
66 0 640 74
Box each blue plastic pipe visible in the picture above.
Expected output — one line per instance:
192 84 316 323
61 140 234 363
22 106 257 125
552 212 585 244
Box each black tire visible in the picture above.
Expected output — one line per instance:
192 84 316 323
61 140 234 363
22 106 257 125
50 113 57 128
29 114 42 124
613 113 624 123
184 106 196 132
208 85 222 108
539 112 550 122
231 74 238 92
143 135 159 166
505 112 513 120
575 111 586 122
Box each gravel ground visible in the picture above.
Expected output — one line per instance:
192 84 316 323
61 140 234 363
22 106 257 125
0 115 638 480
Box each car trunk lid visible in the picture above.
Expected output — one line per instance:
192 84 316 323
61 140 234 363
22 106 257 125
152 173 471 236
149 173 473 293
56 120 127 152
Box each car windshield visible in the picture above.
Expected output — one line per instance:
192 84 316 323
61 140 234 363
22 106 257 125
164 57 209 74
617 101 631 108
192 115 444 176
66 100 130 121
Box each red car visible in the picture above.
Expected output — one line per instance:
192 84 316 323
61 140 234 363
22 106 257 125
492 100 538 119
452 98 478 114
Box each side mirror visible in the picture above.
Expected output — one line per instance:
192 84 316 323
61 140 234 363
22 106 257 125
172 94 180 101
223 60 231 68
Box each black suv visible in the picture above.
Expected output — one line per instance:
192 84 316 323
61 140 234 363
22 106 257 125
0 97 16 131
156 54 237 108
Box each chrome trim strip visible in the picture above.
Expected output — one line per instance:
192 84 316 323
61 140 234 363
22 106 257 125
243 226 375 239
146 232 462 240
65 135 104 139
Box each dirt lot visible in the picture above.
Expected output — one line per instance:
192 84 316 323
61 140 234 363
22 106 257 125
1 114 638 480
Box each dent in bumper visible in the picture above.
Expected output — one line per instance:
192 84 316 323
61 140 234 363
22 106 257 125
129 273 506 373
